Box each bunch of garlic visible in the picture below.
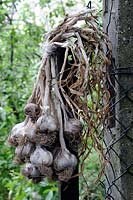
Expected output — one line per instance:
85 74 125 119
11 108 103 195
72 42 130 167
7 11 88 184
7 7 111 184
8 78 82 183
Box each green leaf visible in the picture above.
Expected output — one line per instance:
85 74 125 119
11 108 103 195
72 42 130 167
46 191 53 200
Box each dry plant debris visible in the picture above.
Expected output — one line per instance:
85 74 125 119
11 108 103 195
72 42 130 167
8 9 111 183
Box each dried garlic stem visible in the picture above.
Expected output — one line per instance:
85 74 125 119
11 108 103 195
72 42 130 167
50 57 67 121
75 32 90 88
56 100 67 151
27 35 51 105
59 47 69 82
39 73 45 106
43 58 51 111
50 57 67 151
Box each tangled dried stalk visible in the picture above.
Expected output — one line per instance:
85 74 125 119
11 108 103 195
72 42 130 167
8 9 111 183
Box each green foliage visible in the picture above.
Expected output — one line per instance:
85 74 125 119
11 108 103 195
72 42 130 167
5 171 58 200
79 150 105 200
0 1 45 199
0 0 103 199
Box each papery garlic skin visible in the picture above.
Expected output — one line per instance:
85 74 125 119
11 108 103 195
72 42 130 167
65 118 83 134
13 156 25 165
8 122 26 146
57 167 74 182
36 132 57 147
25 123 37 142
8 135 18 147
30 145 53 166
15 142 33 158
24 103 40 122
54 149 78 171
38 165 53 179
22 163 40 178
37 114 58 132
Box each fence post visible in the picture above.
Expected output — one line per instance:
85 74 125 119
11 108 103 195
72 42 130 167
55 48 79 200
103 0 133 199
58 166 79 200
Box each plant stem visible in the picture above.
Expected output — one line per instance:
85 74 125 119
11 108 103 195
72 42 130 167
50 57 67 151
43 58 51 112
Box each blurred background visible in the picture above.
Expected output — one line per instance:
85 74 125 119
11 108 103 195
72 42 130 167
0 0 103 199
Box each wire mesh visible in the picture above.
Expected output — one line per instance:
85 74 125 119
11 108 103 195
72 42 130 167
81 1 133 199
103 0 133 198
103 59 133 200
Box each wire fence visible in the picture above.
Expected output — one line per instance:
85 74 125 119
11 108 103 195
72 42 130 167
103 60 133 200
103 0 133 198
81 1 133 199
82 61 133 200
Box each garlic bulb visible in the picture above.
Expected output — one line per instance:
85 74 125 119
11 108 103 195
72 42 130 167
36 132 57 147
13 156 24 165
54 149 77 171
22 163 40 178
15 142 33 158
30 145 53 166
24 103 40 122
8 122 26 146
37 114 58 132
57 167 74 182
52 86 78 172
25 122 37 142
8 135 18 147
65 118 83 134
38 165 53 179
68 139 82 152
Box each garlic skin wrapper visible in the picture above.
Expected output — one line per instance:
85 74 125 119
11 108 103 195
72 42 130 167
30 145 53 166
24 103 40 122
8 121 37 146
36 132 57 147
57 167 74 182
13 156 25 165
38 165 53 179
64 119 82 151
65 118 83 134
54 149 78 171
25 122 37 142
22 163 40 178
36 113 58 132
15 142 33 158
8 135 18 147
8 122 26 146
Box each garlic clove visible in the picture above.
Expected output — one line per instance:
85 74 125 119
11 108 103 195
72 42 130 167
37 114 58 132
22 163 40 178
54 149 78 171
15 142 33 159
30 145 53 166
